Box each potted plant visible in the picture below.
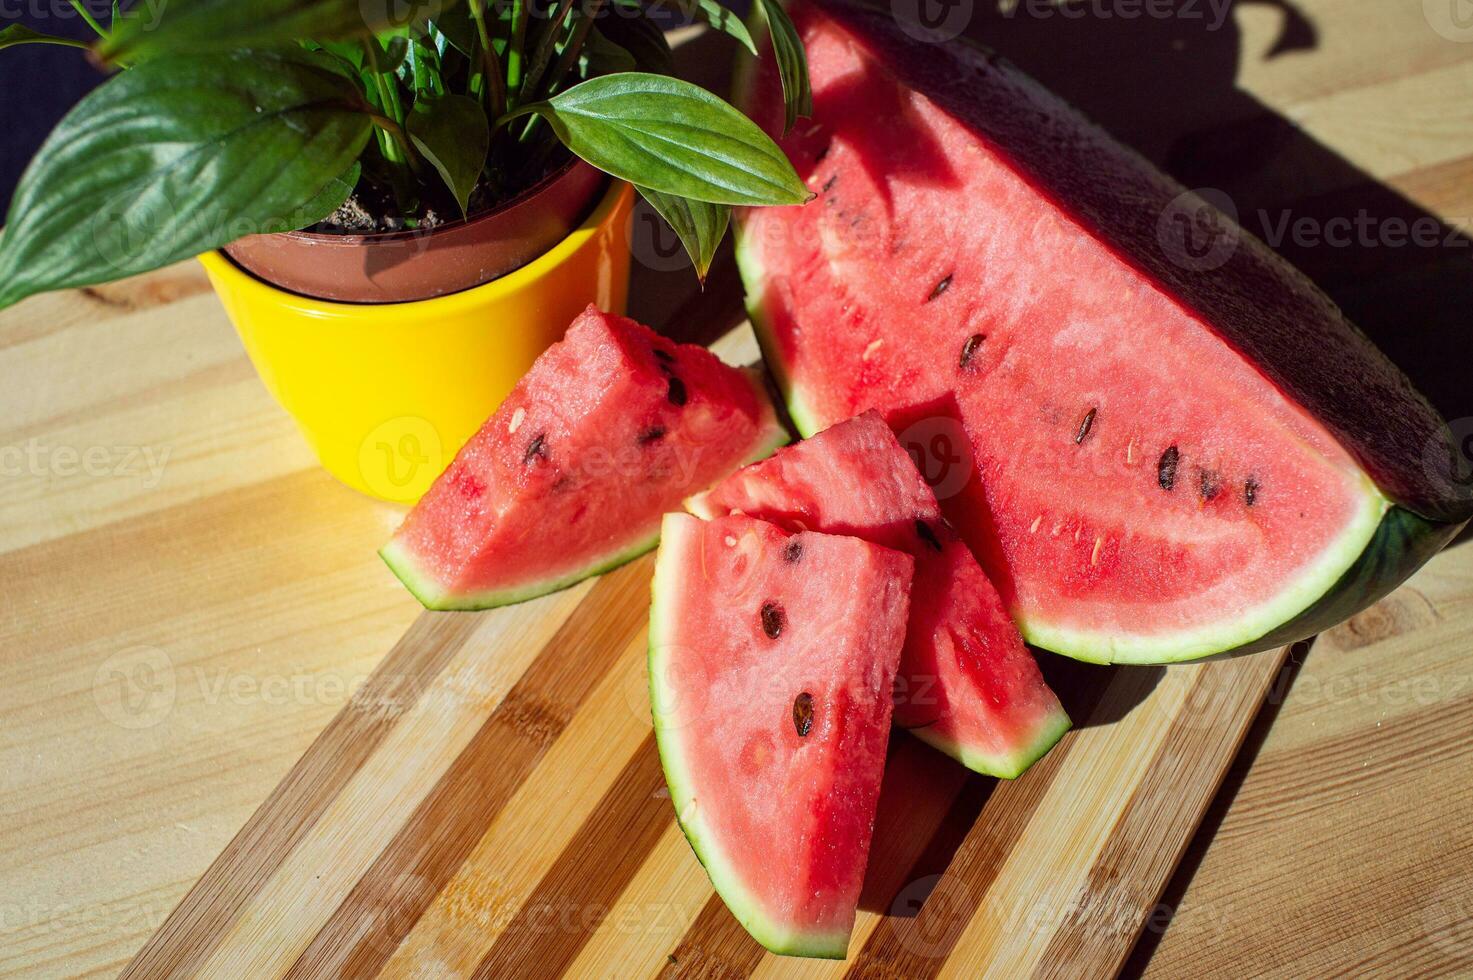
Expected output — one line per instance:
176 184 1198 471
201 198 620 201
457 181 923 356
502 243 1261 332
0 0 812 501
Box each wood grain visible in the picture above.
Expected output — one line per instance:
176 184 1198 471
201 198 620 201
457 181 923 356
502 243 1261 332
2 2 1472 976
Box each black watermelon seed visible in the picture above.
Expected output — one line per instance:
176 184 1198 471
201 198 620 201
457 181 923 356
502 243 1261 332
783 539 803 563
637 425 666 445
1075 407 1098 445
523 433 547 465
822 174 838 194
793 692 814 737
1244 477 1259 507
959 333 986 370
666 376 688 406
928 274 953 302
1158 446 1180 490
915 519 943 552
761 602 785 639
1199 468 1221 501
654 348 674 363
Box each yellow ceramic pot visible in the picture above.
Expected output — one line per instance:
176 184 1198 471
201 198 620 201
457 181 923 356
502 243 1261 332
201 180 634 504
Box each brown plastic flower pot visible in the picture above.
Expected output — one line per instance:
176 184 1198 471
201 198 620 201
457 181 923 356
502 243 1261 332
222 157 607 303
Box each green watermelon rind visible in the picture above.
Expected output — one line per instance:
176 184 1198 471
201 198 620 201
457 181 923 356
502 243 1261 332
735 235 826 439
380 531 661 611
1023 480 1390 665
737 234 1464 666
1201 505 1464 660
648 515 852 960
381 369 790 612
910 703 1072 779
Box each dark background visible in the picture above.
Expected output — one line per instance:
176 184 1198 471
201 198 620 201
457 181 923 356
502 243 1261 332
2 1 108 203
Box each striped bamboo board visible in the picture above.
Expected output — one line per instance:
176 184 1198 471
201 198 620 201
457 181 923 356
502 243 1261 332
123 326 1295 978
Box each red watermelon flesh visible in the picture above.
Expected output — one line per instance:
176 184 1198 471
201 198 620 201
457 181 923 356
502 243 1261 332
382 306 788 609
650 513 912 958
688 410 1069 777
736 0 1469 664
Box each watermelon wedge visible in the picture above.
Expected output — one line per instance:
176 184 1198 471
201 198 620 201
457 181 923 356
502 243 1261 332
736 0 1471 664
689 411 1070 777
382 307 788 609
650 513 912 958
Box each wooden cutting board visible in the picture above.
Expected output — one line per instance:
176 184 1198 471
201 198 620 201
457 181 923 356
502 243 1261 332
121 327 1298 979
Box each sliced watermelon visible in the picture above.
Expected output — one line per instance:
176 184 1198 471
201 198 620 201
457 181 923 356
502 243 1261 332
649 513 912 958
689 410 1070 777
736 0 1471 664
382 306 788 609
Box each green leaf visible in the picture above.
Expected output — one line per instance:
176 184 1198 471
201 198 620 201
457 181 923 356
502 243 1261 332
517 73 808 206
99 0 454 63
308 38 366 70
636 186 730 282
0 50 373 309
597 12 673 76
754 0 811 133
578 27 637 79
430 3 478 56
671 0 756 56
298 161 363 223
408 93 489 216
379 34 410 72
405 36 446 97
0 24 89 51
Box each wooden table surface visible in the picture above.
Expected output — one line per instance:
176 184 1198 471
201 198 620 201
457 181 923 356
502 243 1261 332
4 1 1473 976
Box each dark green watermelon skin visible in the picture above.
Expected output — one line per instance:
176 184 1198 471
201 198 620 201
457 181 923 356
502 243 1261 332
736 0 1472 663
791 0 1472 529
1213 508 1463 658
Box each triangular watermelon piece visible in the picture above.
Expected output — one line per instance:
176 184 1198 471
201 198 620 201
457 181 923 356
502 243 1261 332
650 513 912 959
735 0 1469 663
382 306 788 609
689 411 1070 777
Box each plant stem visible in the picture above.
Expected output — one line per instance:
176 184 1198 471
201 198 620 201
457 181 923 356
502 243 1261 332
520 0 603 143
520 0 575 101
505 0 529 108
467 0 507 119
362 38 407 166
368 112 421 172
68 0 107 38
541 0 603 99
18 34 90 49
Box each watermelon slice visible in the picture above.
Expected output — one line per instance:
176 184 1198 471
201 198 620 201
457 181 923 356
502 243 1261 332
649 513 912 958
688 410 1070 777
736 0 1471 664
382 307 788 609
